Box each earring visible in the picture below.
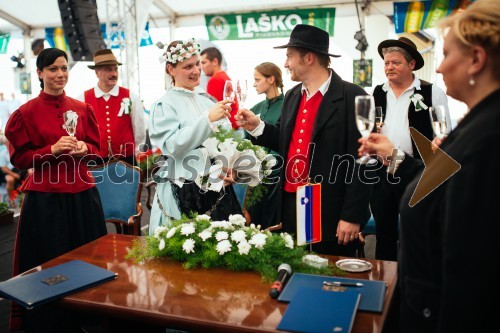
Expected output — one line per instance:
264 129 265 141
469 77 475 86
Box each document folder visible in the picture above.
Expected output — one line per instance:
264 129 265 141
0 260 117 309
278 273 386 312
277 287 360 333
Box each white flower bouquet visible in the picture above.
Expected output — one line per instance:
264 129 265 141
410 92 427 111
119 97 132 116
127 214 344 282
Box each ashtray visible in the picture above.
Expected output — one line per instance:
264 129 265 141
335 259 373 272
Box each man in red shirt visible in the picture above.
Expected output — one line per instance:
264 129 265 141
200 47 239 129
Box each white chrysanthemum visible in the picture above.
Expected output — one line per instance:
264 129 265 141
196 214 211 221
265 155 277 168
159 238 165 250
154 226 167 239
249 233 268 249
237 241 251 255
166 227 177 239
264 169 272 176
231 230 246 243
216 240 232 255
180 223 195 236
211 221 232 229
215 231 229 241
256 147 267 160
281 233 294 249
228 214 246 227
182 238 195 254
198 230 212 241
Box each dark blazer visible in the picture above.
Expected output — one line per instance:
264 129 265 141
396 89 500 333
254 70 372 242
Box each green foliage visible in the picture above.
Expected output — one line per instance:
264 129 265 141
127 214 346 282
0 202 11 214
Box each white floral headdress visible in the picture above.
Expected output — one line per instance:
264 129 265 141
159 38 201 64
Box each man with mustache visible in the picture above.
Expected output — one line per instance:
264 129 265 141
79 49 145 165
370 37 450 261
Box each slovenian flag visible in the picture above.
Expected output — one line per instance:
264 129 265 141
296 183 322 245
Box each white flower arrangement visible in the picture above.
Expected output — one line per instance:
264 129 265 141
409 92 427 111
159 38 201 64
118 97 132 116
194 126 277 196
127 213 345 282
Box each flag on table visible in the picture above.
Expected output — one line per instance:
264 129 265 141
296 183 322 245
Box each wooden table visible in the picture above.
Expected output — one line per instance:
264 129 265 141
32 234 398 333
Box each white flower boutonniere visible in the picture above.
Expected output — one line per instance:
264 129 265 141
410 92 427 112
118 97 132 117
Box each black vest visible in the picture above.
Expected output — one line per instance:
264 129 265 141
373 80 434 160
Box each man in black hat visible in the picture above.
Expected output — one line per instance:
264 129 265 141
370 37 451 261
78 49 146 165
236 24 372 256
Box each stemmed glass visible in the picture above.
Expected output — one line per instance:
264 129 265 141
428 105 448 139
223 80 235 106
236 79 248 108
375 106 384 133
355 95 377 164
63 110 78 153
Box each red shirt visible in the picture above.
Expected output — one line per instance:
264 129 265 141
284 91 323 192
84 87 135 158
207 70 239 129
5 91 101 193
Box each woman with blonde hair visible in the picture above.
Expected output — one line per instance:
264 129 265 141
359 1 500 331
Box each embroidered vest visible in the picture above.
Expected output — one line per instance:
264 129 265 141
373 80 433 160
284 92 323 192
84 87 135 158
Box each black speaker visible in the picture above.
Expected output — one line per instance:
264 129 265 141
58 0 106 61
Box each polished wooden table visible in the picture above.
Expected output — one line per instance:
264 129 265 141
33 234 398 333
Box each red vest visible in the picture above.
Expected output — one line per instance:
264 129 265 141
84 87 135 158
284 91 323 192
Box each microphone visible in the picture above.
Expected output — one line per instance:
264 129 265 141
269 263 292 299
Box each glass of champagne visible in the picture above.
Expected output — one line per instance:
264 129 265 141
355 95 376 164
223 80 235 106
375 106 384 133
236 79 248 108
428 105 448 139
63 110 78 153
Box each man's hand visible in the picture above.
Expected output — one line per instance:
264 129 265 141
336 220 361 245
235 108 260 131
358 133 395 166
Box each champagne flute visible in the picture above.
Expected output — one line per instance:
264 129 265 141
236 79 248 108
428 105 448 139
63 110 78 153
375 106 384 133
355 95 377 164
223 80 235 106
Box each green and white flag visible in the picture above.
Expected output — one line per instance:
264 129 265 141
0 33 10 54
205 8 335 41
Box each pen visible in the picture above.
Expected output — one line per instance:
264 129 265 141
323 281 364 287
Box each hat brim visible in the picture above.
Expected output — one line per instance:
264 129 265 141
88 60 122 69
378 39 424 70
274 42 341 58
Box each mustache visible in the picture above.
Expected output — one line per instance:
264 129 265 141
108 76 118 81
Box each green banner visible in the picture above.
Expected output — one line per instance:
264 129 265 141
205 8 335 41
0 34 10 54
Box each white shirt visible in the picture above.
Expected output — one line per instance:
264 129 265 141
249 70 333 137
381 77 451 156
77 85 146 152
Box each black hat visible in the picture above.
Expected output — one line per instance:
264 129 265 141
377 37 424 70
274 24 340 57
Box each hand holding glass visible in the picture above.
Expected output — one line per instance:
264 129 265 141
375 106 384 133
355 96 377 164
429 105 448 139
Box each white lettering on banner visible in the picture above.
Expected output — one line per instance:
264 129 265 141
236 14 303 38
258 14 272 32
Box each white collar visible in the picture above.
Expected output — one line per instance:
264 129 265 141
301 70 333 98
94 85 119 98
382 76 422 93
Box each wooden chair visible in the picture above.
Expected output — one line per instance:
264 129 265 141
90 160 144 236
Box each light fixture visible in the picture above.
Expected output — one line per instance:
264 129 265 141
10 53 25 68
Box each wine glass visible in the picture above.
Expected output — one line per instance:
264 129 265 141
428 105 448 139
355 95 377 164
223 80 235 106
236 79 248 108
375 106 384 133
63 110 78 152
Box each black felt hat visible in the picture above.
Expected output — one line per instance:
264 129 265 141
274 24 340 57
377 37 424 70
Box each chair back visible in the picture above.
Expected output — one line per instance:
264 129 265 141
90 160 143 235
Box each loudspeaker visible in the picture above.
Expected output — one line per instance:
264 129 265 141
58 0 106 61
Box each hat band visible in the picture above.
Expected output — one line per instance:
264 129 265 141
288 38 328 52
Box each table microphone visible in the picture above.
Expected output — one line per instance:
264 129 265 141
269 263 292 299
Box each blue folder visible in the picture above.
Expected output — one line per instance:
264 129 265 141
278 273 386 312
0 260 117 309
277 287 360 333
